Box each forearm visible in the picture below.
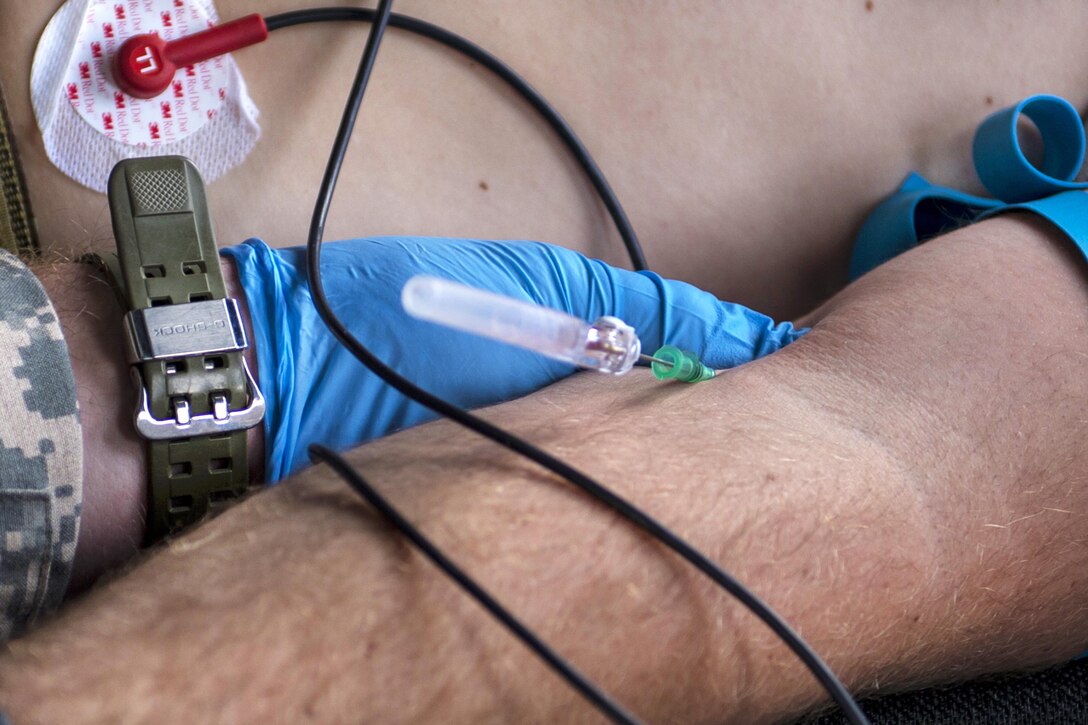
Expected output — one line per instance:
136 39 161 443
3 215 1086 723
0 368 916 724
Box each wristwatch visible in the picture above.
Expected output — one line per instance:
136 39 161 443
104 156 264 544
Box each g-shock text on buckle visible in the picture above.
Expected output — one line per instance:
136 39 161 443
106 156 264 544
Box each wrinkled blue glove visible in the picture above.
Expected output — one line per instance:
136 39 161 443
222 237 806 481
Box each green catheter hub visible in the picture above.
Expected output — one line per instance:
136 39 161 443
644 345 716 383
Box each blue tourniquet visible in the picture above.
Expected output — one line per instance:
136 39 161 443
851 94 1088 279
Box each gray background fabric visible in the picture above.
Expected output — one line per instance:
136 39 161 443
799 658 1088 725
0 250 81 640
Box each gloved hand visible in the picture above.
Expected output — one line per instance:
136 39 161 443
222 237 806 481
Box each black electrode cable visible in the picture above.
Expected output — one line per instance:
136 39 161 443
264 6 648 272
281 3 868 723
309 444 641 725
298 9 638 721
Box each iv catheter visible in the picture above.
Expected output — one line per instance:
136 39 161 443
401 275 716 382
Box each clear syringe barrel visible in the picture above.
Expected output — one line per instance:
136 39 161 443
401 275 640 374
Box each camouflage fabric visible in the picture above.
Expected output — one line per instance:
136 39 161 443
0 250 81 641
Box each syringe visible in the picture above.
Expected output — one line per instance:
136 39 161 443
402 275 718 382
402 275 642 374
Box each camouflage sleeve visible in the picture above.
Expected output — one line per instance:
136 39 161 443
0 250 81 641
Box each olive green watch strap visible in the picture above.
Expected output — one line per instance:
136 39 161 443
107 156 264 544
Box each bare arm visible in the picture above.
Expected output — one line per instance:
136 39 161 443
2 214 1086 723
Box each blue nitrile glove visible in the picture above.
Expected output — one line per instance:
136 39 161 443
222 237 806 481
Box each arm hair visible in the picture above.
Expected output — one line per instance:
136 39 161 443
1 216 1087 723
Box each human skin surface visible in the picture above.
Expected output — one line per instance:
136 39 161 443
4 1 1088 318
0 214 1085 723
3 2 1088 721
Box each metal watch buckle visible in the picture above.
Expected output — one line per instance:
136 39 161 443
126 298 266 441
131 360 265 441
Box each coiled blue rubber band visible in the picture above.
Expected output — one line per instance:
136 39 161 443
974 94 1088 203
851 94 1088 279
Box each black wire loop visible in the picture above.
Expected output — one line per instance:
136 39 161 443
272 4 868 723
266 6 648 272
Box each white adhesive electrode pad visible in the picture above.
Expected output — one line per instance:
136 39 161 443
31 0 261 192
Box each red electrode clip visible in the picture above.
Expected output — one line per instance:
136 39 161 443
113 13 268 99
